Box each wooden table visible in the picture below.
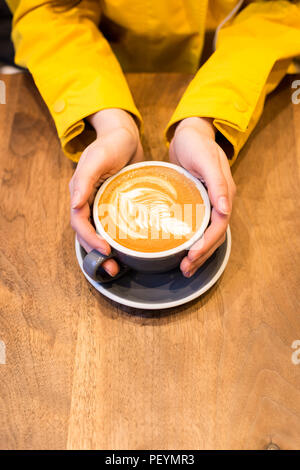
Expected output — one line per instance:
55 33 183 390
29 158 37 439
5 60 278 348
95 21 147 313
0 72 300 450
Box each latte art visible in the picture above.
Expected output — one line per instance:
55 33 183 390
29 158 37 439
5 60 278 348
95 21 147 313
110 177 192 239
98 166 205 253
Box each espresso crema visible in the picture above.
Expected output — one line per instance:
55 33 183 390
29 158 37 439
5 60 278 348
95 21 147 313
98 166 205 252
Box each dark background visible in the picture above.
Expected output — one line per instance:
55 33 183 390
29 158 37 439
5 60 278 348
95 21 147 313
0 0 15 65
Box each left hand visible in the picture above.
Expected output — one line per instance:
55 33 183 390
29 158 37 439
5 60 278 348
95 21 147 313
69 108 144 278
169 116 236 278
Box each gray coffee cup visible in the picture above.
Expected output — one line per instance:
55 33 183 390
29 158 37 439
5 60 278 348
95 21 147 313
83 161 211 282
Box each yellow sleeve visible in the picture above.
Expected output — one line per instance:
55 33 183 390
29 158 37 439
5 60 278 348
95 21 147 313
6 0 142 162
165 0 300 165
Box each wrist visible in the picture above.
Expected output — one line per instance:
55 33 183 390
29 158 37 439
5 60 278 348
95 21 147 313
175 117 216 139
87 108 138 137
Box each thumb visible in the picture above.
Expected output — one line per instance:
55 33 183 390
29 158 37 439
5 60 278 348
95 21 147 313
191 140 230 215
203 167 230 216
208 172 230 216
69 144 107 209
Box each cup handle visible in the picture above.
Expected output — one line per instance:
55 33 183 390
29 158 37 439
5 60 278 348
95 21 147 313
83 249 129 283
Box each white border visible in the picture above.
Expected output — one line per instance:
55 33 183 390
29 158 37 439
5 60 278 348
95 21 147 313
93 161 211 259
75 226 231 310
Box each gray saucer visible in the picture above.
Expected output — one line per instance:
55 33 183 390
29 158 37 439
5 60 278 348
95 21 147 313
75 226 231 310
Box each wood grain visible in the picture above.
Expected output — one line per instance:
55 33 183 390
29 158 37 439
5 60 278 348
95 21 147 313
0 72 299 450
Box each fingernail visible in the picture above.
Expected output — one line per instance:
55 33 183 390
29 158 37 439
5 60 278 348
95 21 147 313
71 190 81 208
96 235 110 256
218 196 230 214
184 271 191 278
98 246 110 256
105 266 115 277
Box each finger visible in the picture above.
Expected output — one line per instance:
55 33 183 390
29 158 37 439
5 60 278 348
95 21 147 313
190 233 226 274
181 236 223 276
188 208 228 262
77 235 119 277
69 145 108 210
219 149 236 199
70 128 140 209
196 155 230 216
76 233 93 254
181 233 226 277
71 202 111 255
182 128 230 215
101 258 120 277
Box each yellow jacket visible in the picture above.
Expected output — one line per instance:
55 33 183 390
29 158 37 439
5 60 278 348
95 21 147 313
6 0 300 163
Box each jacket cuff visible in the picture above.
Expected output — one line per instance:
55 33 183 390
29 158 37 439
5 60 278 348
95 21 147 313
164 46 276 151
50 76 142 162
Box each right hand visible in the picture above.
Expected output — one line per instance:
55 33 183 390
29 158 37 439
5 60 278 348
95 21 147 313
169 117 236 278
69 108 144 278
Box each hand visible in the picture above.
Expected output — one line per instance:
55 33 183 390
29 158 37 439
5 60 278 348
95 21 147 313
69 108 144 277
169 117 236 278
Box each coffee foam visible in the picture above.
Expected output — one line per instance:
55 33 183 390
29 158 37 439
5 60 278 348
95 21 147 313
98 166 205 252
